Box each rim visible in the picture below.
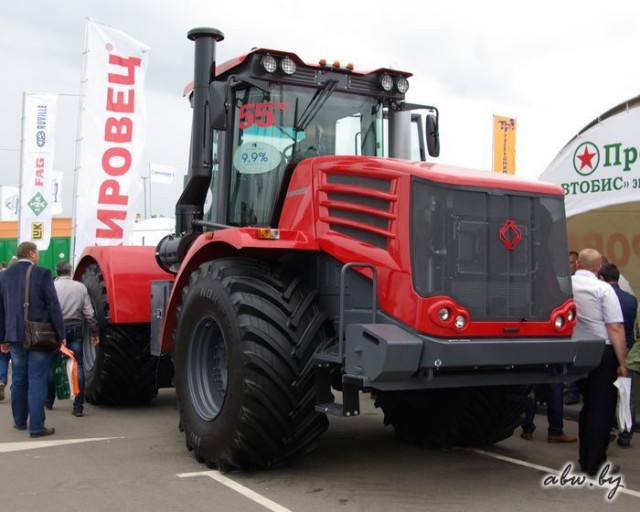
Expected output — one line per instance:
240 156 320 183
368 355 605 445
187 315 229 421
83 325 97 372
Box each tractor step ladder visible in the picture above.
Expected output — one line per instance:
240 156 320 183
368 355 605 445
314 262 377 417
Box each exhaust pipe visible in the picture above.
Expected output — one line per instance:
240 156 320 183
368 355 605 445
156 27 224 273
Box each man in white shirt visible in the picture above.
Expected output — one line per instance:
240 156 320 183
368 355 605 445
572 248 628 476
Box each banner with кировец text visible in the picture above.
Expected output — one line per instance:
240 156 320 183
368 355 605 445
74 19 150 261
19 93 58 250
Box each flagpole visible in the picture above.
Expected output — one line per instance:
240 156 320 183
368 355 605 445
141 174 148 219
17 92 27 244
70 18 90 268
148 161 152 218
491 115 496 172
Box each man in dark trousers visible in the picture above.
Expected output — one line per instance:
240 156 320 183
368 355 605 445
600 262 637 447
573 248 628 476
0 256 18 401
0 241 65 437
46 260 99 416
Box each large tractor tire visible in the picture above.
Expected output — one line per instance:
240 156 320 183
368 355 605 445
81 263 159 405
175 258 332 471
375 385 530 448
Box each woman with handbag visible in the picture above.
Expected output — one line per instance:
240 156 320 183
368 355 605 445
0 241 65 438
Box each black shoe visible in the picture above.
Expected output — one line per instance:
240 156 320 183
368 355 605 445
603 464 621 475
564 394 579 405
586 463 621 477
30 427 55 438
45 404 53 410
13 424 27 431
617 437 631 448
72 410 84 417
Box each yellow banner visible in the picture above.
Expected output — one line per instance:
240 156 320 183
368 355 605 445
493 116 516 174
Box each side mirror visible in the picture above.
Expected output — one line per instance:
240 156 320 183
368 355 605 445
209 81 228 130
426 114 440 157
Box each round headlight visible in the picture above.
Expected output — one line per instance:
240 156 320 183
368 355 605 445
281 56 296 75
455 315 467 329
261 55 277 73
555 316 565 329
439 308 450 322
380 74 394 92
567 309 575 322
396 76 410 93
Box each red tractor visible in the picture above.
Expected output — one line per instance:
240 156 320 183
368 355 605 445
74 28 603 470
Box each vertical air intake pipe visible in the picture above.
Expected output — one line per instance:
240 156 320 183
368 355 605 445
177 27 224 235
156 27 224 272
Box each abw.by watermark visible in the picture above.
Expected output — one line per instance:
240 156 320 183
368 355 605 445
542 462 624 502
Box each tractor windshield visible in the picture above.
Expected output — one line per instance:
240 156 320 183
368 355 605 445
227 84 384 226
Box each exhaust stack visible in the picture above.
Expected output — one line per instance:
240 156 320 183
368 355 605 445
156 27 224 272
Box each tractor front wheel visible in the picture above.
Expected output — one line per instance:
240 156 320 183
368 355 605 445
175 258 332 471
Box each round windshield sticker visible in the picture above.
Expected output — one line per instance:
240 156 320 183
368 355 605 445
233 142 282 174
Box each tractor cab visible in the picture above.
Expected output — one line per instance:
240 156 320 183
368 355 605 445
202 49 439 229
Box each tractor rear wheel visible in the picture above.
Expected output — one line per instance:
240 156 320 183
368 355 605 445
174 258 331 471
81 263 159 405
375 385 530 448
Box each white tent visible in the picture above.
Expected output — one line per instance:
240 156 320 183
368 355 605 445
540 95 640 294
129 217 174 246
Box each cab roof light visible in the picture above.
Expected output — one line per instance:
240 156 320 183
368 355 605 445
396 76 410 93
281 56 296 75
380 73 394 92
261 54 277 73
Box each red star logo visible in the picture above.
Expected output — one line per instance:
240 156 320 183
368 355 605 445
576 146 596 170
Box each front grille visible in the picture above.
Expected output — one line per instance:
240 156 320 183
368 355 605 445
319 172 396 249
411 178 571 321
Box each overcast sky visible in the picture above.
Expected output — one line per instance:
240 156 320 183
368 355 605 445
1 0 639 217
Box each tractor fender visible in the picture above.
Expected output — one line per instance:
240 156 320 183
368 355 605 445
75 246 174 324
159 227 318 353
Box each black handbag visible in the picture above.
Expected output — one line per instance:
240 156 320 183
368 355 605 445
23 265 60 352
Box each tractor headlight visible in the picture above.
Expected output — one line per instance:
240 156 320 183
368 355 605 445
439 308 450 322
555 315 565 329
455 315 467 329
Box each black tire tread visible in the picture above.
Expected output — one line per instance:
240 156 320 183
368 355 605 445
82 263 159 406
177 258 331 470
375 385 530 448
